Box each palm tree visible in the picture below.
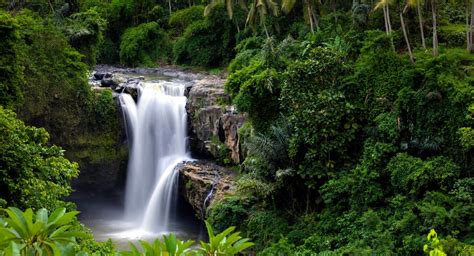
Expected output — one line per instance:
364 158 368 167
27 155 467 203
375 0 393 35
246 0 279 38
282 0 319 34
406 0 426 49
399 0 414 63
205 0 248 20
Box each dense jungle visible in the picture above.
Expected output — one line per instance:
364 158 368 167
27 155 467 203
0 0 473 255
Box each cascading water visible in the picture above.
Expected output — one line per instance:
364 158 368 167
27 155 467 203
119 81 190 235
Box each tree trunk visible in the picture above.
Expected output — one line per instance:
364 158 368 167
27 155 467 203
431 0 438 56
168 0 172 15
400 11 415 63
467 4 471 52
417 0 426 49
307 1 315 34
470 0 474 53
383 5 389 34
263 22 270 39
387 5 393 34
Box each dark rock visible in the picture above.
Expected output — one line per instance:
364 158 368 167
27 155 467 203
94 72 112 80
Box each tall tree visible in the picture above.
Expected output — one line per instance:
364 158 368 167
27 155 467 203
469 0 474 52
407 0 426 49
375 0 393 35
431 0 438 56
399 0 414 63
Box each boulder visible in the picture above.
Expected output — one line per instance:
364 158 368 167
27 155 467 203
177 161 234 218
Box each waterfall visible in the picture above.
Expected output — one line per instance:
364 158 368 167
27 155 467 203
119 81 189 234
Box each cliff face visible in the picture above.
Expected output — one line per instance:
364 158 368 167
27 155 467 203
186 77 246 164
177 161 234 219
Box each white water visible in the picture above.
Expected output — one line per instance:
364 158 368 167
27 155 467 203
119 81 190 236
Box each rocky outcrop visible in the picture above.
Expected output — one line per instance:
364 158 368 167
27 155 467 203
178 161 234 218
186 78 246 164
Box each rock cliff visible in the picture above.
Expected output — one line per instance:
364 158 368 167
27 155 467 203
186 77 246 164
177 161 234 219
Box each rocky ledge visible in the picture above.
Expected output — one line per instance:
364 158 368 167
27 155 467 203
177 161 234 219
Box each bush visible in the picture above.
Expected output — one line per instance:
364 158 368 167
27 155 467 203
439 25 466 48
0 10 23 107
120 22 171 66
206 197 249 233
173 4 236 67
0 107 79 210
168 5 205 36
0 207 86 255
243 210 289 250
63 7 107 66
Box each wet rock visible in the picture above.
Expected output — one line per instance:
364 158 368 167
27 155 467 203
177 161 234 219
93 72 112 80
186 77 246 163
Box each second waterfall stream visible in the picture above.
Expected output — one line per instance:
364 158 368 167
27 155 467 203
119 80 190 236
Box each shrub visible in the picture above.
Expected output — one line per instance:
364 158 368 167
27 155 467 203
243 210 289 250
173 4 236 67
120 22 171 66
0 10 23 107
0 107 79 210
168 5 205 36
0 207 86 255
206 197 249 233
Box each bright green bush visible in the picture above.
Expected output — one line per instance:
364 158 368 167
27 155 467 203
120 22 171 66
0 207 86 255
119 221 253 256
0 107 79 210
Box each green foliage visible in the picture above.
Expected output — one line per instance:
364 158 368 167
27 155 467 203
281 47 358 187
0 207 86 255
63 7 107 66
199 221 254 256
173 5 237 67
243 210 288 251
119 233 194 256
0 10 23 107
168 5 205 36
207 197 249 233
120 22 171 66
0 107 79 210
387 154 460 196
119 221 253 256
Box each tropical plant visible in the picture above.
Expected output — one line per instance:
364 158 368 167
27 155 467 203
119 234 194 256
375 0 393 35
120 221 253 255
423 229 447 256
198 221 254 256
0 207 86 255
